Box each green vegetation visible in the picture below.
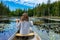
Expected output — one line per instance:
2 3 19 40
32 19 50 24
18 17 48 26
9 9 24 16
32 1 60 17
0 2 10 16
0 1 60 17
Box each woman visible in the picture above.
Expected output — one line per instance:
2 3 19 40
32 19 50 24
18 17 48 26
16 13 33 40
18 13 40 40
16 13 33 34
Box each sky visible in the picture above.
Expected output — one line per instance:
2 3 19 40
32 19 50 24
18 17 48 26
0 0 57 11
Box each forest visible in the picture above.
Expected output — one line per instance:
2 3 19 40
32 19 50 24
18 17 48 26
0 1 60 17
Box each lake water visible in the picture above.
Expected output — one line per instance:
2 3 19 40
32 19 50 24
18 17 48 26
0 17 60 40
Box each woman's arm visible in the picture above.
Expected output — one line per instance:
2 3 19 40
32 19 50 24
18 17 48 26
29 21 34 32
16 19 19 23
16 19 21 29
30 21 33 27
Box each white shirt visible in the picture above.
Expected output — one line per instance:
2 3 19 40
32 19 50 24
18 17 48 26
17 21 33 34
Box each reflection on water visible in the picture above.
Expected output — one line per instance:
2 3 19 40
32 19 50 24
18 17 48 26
30 18 60 40
0 18 60 40
35 26 60 40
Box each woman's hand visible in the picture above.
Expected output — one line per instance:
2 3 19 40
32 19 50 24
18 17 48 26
16 19 19 23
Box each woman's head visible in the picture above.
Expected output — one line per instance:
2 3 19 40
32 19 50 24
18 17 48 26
22 13 28 16
22 13 29 21
20 16 25 21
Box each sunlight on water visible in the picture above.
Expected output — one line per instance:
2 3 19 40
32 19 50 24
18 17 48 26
34 26 60 40
0 18 60 40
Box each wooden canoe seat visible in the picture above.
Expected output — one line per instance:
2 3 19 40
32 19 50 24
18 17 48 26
16 33 34 37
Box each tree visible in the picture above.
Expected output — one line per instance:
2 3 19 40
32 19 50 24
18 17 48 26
28 9 34 17
0 2 10 16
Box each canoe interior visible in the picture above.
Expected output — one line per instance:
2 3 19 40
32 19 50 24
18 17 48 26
13 31 40 40
13 34 40 40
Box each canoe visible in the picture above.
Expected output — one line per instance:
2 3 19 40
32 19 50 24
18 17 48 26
13 28 41 40
13 21 41 40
